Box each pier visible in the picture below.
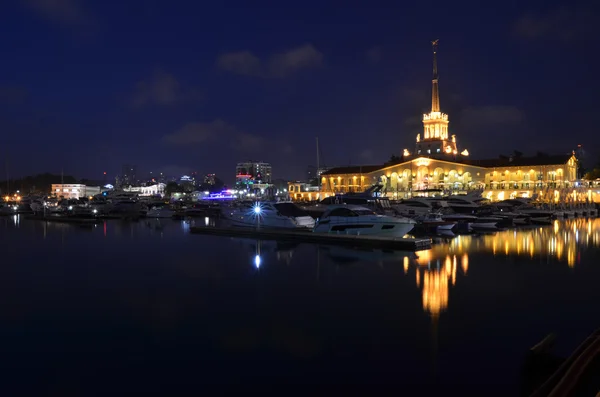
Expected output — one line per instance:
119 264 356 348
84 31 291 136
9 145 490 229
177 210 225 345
23 215 104 225
189 226 432 251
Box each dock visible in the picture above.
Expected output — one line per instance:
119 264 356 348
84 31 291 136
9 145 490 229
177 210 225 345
23 215 104 225
189 226 431 251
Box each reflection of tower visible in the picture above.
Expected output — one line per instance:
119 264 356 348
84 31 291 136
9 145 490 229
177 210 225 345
414 254 460 378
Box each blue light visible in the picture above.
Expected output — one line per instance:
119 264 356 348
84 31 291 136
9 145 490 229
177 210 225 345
254 205 261 214
254 255 261 269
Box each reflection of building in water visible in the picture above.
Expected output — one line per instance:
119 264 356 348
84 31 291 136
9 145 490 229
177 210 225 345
411 219 599 315
413 251 469 316
439 218 600 268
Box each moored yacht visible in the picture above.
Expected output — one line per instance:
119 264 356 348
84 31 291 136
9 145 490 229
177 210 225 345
411 212 456 233
222 201 315 229
313 205 416 237
147 202 175 218
392 198 446 217
441 213 500 231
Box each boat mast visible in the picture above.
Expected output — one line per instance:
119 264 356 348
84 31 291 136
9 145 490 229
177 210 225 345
4 152 9 194
316 137 320 194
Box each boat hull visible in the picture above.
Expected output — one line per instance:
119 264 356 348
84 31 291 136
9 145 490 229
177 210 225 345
313 222 414 237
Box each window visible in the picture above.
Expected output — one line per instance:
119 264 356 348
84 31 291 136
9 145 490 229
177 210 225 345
353 209 375 215
328 208 358 217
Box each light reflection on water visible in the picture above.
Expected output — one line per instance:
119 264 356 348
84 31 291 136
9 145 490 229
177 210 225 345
1 215 600 394
233 218 600 319
406 218 600 317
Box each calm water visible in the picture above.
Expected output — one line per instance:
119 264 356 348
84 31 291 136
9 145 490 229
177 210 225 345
1 216 599 395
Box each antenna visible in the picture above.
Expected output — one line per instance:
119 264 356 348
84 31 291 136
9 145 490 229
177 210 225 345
4 153 9 194
430 39 440 112
316 137 320 193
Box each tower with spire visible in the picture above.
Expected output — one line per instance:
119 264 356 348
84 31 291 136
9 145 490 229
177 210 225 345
415 40 464 159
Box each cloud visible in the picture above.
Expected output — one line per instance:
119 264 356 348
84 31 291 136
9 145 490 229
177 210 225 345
163 119 235 145
513 7 596 41
130 70 199 108
233 132 264 152
216 51 262 76
163 119 275 156
366 46 382 63
22 0 91 26
0 86 29 105
402 88 429 105
360 149 374 160
216 44 323 78
460 106 524 129
267 44 323 77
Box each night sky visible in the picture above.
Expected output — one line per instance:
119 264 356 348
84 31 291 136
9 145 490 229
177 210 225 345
1 0 597 183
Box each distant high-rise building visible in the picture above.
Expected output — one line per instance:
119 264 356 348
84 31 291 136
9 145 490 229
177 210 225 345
120 164 138 187
236 161 272 189
204 173 216 185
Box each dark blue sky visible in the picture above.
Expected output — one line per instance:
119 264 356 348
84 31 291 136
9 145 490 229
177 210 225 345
1 0 597 183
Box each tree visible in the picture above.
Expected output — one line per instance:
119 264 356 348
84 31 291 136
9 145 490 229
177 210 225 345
385 154 403 166
0 173 77 195
165 181 182 197
198 177 225 193
583 168 600 180
513 150 523 158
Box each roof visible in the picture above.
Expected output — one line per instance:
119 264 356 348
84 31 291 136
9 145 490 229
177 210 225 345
319 154 573 176
320 165 384 176
463 154 572 168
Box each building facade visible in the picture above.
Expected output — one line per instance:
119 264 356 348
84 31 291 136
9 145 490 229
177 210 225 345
123 183 166 196
316 40 587 203
51 184 102 199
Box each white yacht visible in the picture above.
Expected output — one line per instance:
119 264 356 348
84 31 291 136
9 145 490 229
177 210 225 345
313 205 416 237
222 201 315 229
393 198 445 217
147 202 175 218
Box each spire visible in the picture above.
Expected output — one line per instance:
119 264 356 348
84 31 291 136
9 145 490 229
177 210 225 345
431 39 440 112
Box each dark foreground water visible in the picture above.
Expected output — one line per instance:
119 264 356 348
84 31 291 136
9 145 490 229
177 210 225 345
1 216 599 395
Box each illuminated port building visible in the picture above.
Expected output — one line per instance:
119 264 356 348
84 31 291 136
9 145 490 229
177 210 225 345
319 40 587 203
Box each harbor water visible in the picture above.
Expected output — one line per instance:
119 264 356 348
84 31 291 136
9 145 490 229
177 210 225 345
1 215 599 395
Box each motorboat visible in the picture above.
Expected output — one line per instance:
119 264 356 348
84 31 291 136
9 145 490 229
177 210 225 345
442 213 499 231
184 202 221 217
0 203 17 215
392 198 447 217
517 205 556 219
411 212 456 233
445 196 480 214
469 216 502 231
147 202 175 218
313 205 416 237
222 201 315 229
110 200 146 217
